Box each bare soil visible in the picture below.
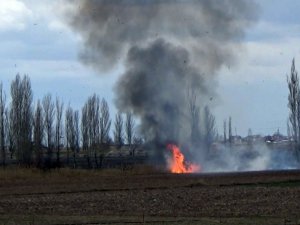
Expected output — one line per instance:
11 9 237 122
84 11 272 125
1 168 300 224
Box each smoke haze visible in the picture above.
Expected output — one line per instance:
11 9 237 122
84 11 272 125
67 0 258 139
65 0 284 171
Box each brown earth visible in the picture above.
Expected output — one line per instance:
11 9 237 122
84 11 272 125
0 168 300 224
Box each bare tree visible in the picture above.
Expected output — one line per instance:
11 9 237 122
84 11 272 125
55 97 64 167
7 108 14 159
188 88 201 146
82 94 101 167
288 58 299 143
10 74 33 165
21 76 33 165
125 112 135 145
228 116 232 144
65 105 73 165
89 95 100 166
73 110 80 168
33 100 44 167
287 118 291 139
0 83 6 167
100 98 111 145
4 109 9 159
203 106 216 153
65 106 80 168
81 103 91 167
98 98 112 167
223 119 227 143
114 112 124 148
10 76 21 162
42 94 55 168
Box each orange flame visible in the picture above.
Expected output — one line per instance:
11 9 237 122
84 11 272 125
167 144 201 173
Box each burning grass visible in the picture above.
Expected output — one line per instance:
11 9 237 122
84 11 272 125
167 144 201 173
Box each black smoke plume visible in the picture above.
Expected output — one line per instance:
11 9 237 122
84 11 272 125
116 39 208 144
66 0 259 161
67 0 258 73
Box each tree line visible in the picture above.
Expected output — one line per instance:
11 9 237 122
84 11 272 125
0 74 139 168
187 87 217 153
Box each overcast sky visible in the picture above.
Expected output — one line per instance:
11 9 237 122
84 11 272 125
0 0 299 137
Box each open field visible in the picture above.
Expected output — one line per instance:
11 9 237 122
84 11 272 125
1 168 300 224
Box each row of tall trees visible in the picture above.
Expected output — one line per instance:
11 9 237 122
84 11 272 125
0 74 220 167
0 74 137 168
223 116 233 144
188 88 217 153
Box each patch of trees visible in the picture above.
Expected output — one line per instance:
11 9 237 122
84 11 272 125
223 116 233 144
188 88 217 154
0 74 139 169
0 74 221 169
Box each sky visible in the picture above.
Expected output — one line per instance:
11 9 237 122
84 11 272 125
0 0 299 137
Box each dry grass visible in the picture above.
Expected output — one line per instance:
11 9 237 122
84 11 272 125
0 164 161 180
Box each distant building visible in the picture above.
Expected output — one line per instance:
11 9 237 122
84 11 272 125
264 129 289 144
244 135 264 144
231 135 243 145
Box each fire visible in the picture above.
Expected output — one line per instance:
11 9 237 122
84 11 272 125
167 144 201 173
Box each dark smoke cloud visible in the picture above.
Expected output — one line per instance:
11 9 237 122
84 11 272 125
115 39 208 143
67 0 259 160
67 0 259 73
